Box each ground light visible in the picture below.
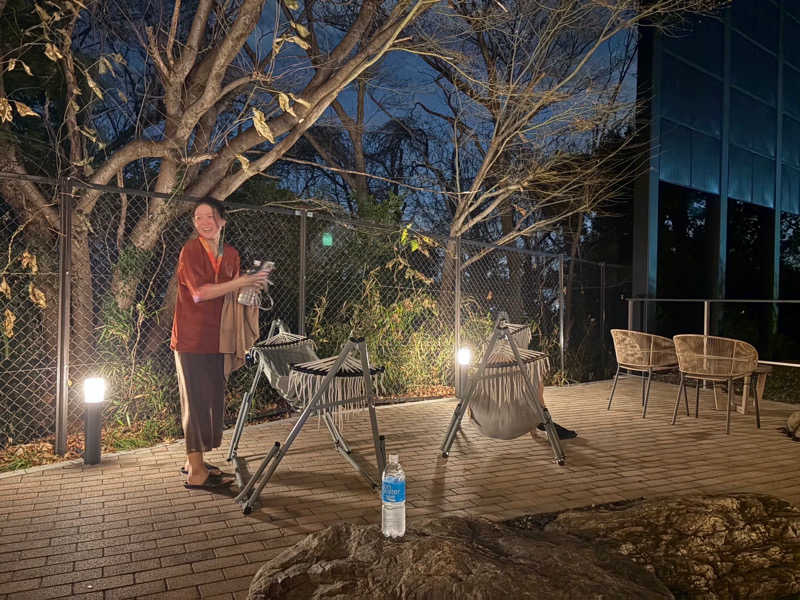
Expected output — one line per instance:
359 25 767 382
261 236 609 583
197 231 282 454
83 377 106 465
457 347 472 366
456 347 472 397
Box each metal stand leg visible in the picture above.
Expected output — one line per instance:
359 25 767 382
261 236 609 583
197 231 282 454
672 373 685 425
753 377 761 429
504 331 565 465
641 370 653 418
726 377 733 434
441 325 503 458
442 313 566 466
236 338 385 514
358 342 386 479
227 364 262 462
695 379 700 417
641 373 646 406
607 365 620 410
684 379 690 415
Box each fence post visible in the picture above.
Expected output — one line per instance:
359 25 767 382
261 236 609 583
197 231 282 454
628 299 634 331
703 300 710 337
600 262 606 341
600 262 607 369
559 254 565 374
298 211 307 335
55 181 72 455
454 237 462 396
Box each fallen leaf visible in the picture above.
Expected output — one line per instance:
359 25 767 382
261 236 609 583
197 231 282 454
0 277 9 299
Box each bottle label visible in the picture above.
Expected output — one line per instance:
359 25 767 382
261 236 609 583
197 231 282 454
381 478 405 503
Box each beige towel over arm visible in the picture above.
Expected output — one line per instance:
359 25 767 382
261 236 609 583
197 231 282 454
220 293 260 379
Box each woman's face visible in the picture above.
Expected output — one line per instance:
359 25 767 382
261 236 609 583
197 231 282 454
193 203 225 242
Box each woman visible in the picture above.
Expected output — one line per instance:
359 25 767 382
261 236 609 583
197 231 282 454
171 198 268 489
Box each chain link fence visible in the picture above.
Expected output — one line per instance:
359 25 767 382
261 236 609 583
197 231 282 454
0 173 631 450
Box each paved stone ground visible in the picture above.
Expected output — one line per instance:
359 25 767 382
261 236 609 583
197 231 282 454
1 377 798 599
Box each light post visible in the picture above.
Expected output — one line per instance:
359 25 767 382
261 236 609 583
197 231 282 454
456 347 472 398
83 377 106 465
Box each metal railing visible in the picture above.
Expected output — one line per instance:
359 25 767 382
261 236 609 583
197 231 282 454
626 297 800 367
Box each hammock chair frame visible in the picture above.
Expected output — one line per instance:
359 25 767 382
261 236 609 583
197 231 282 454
441 312 566 465
227 323 386 514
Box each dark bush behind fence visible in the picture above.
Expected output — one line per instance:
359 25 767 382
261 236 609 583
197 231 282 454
0 175 631 452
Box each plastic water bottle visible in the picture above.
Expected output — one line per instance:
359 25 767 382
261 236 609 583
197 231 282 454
237 260 261 306
381 454 406 538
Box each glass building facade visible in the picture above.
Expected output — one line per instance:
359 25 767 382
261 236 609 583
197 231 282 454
634 0 800 355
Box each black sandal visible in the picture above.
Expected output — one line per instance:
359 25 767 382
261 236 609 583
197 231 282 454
180 462 224 476
183 474 233 490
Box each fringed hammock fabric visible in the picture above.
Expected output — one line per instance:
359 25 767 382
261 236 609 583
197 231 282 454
506 323 532 352
288 356 384 428
468 342 550 440
251 329 383 426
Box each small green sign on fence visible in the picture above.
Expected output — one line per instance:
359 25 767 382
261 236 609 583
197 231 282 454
322 231 333 247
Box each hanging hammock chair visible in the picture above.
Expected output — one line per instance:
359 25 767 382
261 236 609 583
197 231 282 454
468 342 550 440
442 313 565 464
248 325 384 420
249 330 319 404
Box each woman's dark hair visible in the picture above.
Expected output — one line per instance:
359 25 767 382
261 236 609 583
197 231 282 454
194 197 226 220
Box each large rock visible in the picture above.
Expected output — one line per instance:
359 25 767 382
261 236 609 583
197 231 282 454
249 494 800 600
522 493 800 600
248 516 672 599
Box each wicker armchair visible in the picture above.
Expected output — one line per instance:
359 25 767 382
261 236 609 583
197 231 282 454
672 334 760 433
608 329 679 417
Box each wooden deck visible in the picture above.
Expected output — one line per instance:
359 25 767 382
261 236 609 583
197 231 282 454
1 376 798 599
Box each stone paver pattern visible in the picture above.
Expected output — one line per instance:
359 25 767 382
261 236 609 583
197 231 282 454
1 377 798 599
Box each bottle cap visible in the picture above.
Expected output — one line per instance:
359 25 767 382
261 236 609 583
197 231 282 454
389 454 398 463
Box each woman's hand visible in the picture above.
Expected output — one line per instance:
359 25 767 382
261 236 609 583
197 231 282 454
241 269 269 289
192 267 272 303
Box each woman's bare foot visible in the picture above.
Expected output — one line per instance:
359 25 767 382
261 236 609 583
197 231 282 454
182 462 222 477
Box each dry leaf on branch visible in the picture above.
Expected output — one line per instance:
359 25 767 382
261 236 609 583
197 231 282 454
86 74 103 99
44 43 63 61
278 92 295 116
28 283 46 309
292 22 310 39
235 154 251 173
0 98 11 123
3 308 15 338
20 251 38 274
13 101 39 118
0 277 10 299
252 108 275 143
